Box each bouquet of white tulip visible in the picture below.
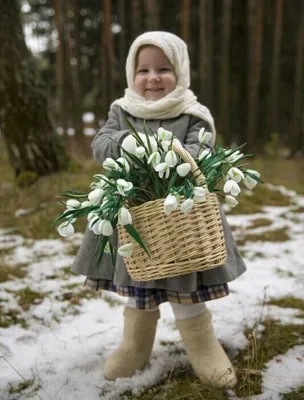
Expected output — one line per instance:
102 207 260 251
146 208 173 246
54 119 261 278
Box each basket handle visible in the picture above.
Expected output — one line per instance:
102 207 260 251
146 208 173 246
171 139 209 191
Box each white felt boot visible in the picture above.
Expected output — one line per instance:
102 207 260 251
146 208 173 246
176 309 237 388
104 307 160 380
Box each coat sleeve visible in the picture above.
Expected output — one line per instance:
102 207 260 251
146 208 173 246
183 115 214 158
91 105 130 165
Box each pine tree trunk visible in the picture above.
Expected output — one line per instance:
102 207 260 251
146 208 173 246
66 0 84 143
219 0 232 143
131 0 142 40
0 0 67 183
102 0 114 118
145 0 160 30
246 0 264 149
53 0 68 136
270 0 284 133
292 1 304 155
119 0 127 92
207 0 215 113
181 0 190 43
199 0 208 104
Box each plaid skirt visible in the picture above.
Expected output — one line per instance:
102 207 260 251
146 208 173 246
85 278 229 310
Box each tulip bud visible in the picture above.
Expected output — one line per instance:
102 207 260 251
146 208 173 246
66 199 81 209
118 243 133 257
165 150 178 167
225 195 239 207
163 194 179 216
180 198 194 214
57 222 74 237
118 207 132 225
176 163 191 177
88 189 103 205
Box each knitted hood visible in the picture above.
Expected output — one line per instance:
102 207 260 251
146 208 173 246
111 31 216 143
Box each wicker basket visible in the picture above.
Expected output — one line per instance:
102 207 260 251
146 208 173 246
117 140 227 281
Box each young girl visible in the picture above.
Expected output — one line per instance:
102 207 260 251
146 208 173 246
72 31 246 389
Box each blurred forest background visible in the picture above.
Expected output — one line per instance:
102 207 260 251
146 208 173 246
0 0 304 184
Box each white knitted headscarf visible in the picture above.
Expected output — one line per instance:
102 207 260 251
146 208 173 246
111 31 216 143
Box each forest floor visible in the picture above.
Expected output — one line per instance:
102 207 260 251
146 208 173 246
0 140 304 400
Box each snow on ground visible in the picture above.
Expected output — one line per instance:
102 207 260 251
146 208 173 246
0 186 304 400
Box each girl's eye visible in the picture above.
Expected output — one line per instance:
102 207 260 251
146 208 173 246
137 69 148 74
159 68 170 72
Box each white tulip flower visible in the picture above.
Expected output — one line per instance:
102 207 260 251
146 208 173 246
118 206 132 225
66 199 81 209
165 150 178 167
198 128 213 144
116 179 133 196
58 221 75 237
81 200 91 208
135 146 146 158
163 194 179 216
193 187 207 202
157 127 173 141
92 174 109 188
161 140 171 152
148 136 158 152
92 219 102 235
116 157 130 173
225 195 239 207
121 135 137 156
223 179 241 196
87 212 98 221
227 167 245 183
246 169 260 178
176 163 191 177
225 150 244 163
243 175 258 190
198 149 212 161
180 198 195 214
88 215 100 229
118 243 133 257
97 219 113 236
155 162 170 179
148 151 161 168
88 188 103 205
138 133 158 152
103 157 119 170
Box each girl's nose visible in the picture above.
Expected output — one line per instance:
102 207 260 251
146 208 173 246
147 72 160 82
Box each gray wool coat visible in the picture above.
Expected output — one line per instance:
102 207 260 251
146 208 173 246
71 105 246 291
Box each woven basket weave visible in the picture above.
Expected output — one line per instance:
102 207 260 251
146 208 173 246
118 140 227 281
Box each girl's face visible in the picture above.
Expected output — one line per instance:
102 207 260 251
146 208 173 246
134 46 177 101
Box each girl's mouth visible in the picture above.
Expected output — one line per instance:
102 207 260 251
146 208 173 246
146 88 164 92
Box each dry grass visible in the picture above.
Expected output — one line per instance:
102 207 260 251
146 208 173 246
123 319 304 400
236 227 290 246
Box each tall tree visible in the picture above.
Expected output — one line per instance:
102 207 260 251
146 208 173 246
118 0 127 91
291 0 304 154
199 0 208 105
131 0 142 40
66 0 84 142
199 0 215 113
270 0 284 133
0 0 67 183
53 0 68 136
246 0 264 148
181 0 191 44
145 0 160 31
102 0 114 117
219 0 232 143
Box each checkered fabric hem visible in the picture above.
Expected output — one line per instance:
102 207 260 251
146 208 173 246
84 278 229 310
